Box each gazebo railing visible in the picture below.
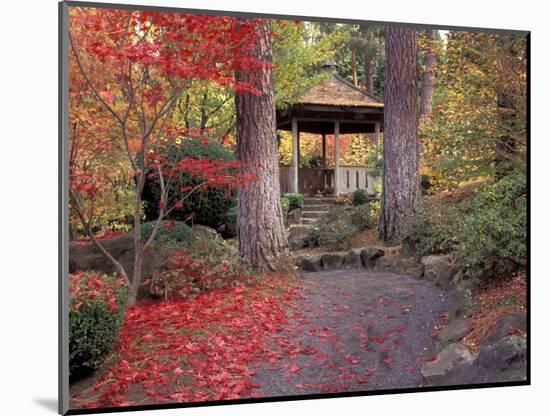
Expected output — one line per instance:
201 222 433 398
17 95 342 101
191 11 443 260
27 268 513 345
279 165 375 196
337 165 376 195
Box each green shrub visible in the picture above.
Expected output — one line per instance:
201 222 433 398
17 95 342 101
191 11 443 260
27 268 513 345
69 272 127 376
403 173 526 280
305 217 357 251
454 174 526 279
282 193 305 211
402 201 461 257
281 197 290 217
140 220 197 245
149 239 249 300
142 137 236 230
352 189 369 205
305 202 379 250
348 202 379 231
222 205 238 238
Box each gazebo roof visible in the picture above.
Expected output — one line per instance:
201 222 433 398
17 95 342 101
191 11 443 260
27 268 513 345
297 74 383 108
276 74 384 135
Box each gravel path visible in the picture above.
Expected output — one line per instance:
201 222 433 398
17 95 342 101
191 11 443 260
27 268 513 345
250 270 453 397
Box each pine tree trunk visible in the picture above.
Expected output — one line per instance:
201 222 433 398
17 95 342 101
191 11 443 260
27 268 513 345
234 19 292 272
364 55 374 94
378 27 421 243
351 50 358 86
419 29 436 122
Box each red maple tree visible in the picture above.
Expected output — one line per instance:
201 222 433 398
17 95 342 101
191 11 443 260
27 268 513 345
68 7 265 303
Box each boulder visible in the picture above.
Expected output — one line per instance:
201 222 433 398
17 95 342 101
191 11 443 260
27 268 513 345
70 232 140 277
293 255 303 267
343 249 363 268
374 253 399 272
475 335 526 371
401 237 418 259
360 247 385 269
301 254 323 272
437 319 472 342
321 252 345 270
479 312 527 349
473 336 527 382
396 258 424 279
287 208 303 225
69 232 163 300
288 225 311 251
448 272 476 320
374 253 417 275
421 343 475 385
421 255 458 288
192 224 219 240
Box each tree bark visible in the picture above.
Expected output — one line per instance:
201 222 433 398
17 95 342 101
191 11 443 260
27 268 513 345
234 19 292 272
364 54 374 94
351 49 358 86
379 27 422 243
419 29 436 122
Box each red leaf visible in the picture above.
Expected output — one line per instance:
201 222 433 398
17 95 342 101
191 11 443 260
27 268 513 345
345 354 360 365
288 363 301 373
301 346 317 355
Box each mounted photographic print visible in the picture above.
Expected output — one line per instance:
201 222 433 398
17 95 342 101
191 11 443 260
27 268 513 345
59 1 529 414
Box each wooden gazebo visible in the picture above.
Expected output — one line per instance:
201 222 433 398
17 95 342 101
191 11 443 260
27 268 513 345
276 62 384 195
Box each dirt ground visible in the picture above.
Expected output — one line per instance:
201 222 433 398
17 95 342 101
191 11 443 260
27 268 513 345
250 269 453 396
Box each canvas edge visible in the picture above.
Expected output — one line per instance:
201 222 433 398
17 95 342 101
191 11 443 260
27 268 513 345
59 1 70 415
62 0 530 35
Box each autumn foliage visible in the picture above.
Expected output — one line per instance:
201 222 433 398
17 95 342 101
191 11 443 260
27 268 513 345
68 7 267 302
73 274 301 408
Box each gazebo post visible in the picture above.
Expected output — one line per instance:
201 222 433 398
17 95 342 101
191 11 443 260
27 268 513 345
321 133 327 169
374 121 381 145
290 117 299 193
333 121 340 195
321 133 327 188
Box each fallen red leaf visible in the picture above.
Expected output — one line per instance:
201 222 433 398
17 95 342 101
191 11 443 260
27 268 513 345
345 354 360 365
288 363 302 373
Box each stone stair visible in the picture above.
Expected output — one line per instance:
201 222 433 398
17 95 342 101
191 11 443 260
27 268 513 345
287 197 335 250
300 197 334 225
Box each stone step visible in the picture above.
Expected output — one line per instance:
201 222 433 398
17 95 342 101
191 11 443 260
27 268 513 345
301 217 320 225
303 202 332 208
302 211 328 219
304 197 336 203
